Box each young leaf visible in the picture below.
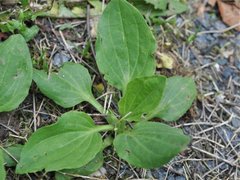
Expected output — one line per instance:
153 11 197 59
118 76 166 121
33 63 103 112
16 111 105 174
0 34 33 112
144 0 168 10
20 25 39 42
129 0 188 18
160 0 188 16
128 0 158 20
3 144 23 167
147 76 197 121
114 122 190 168
0 149 6 180
96 0 156 91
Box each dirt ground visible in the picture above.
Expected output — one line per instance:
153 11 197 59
0 0 240 179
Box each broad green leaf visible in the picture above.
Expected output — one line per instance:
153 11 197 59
96 0 156 91
57 152 104 179
16 111 104 174
33 63 102 111
0 149 6 180
114 122 190 168
0 34 33 112
144 0 167 10
118 76 166 121
148 76 197 121
3 144 23 167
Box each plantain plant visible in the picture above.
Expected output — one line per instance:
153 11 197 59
0 0 196 177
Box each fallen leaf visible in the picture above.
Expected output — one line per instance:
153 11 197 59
144 0 168 10
156 52 174 69
222 49 234 58
208 0 217 6
90 16 99 38
217 0 240 31
197 4 206 17
94 83 104 93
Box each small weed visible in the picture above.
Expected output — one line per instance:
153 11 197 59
0 0 196 178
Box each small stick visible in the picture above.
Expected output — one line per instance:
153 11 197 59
197 22 240 35
192 146 239 167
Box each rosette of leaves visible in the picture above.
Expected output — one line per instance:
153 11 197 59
0 0 196 177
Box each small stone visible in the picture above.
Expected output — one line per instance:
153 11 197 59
176 176 186 180
222 67 235 79
219 163 229 170
216 93 225 103
157 168 167 179
232 118 240 128
203 59 211 64
214 63 220 72
176 17 184 27
214 20 227 30
235 61 240 70
235 34 240 47
194 35 209 50
217 58 227 65
52 52 71 67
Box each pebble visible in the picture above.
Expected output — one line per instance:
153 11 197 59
222 67 235 79
217 58 228 66
52 52 71 67
217 38 228 47
214 63 220 72
235 34 240 47
219 163 229 171
232 137 240 146
167 175 175 180
157 168 167 179
214 20 227 30
194 34 216 53
236 61 240 70
218 126 234 143
176 176 186 180
207 160 215 169
232 117 240 128
202 59 211 64
176 17 184 27
194 35 211 50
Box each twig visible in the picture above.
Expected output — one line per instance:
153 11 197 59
192 146 239 167
197 22 240 35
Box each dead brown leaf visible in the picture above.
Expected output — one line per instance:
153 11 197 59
197 4 206 17
208 0 217 6
217 0 240 31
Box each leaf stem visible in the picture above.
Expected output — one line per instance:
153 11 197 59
94 124 115 132
88 97 119 125
88 97 105 114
